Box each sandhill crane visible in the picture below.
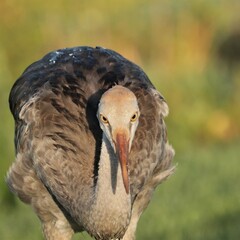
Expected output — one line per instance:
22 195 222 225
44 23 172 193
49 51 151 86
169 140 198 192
6 46 175 240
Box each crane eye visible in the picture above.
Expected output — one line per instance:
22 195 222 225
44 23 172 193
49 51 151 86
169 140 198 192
100 114 109 124
130 112 138 122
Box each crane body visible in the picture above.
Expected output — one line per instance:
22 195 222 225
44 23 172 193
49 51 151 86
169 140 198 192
7 46 174 240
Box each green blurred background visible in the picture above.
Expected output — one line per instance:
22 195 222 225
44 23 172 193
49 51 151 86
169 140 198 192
1 0 240 239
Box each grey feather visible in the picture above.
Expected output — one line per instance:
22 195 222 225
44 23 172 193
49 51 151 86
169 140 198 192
7 46 174 240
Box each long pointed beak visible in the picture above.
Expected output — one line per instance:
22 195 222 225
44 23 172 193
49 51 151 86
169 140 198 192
115 132 130 194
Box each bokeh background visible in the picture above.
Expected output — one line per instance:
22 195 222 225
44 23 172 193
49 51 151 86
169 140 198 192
1 0 240 239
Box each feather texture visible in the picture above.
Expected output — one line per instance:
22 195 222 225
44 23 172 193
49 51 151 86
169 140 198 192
7 46 174 240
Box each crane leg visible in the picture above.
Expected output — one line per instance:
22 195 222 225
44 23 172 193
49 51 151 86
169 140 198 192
42 220 74 240
31 183 74 240
123 147 175 240
122 187 150 240
121 215 138 240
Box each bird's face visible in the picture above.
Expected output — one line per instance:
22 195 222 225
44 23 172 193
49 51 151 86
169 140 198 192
97 86 140 194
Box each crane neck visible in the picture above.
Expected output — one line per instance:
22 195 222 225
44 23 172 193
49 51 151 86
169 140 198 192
83 134 131 238
95 134 130 199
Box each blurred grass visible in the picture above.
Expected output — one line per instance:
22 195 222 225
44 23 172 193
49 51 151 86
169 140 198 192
137 142 240 240
1 0 240 239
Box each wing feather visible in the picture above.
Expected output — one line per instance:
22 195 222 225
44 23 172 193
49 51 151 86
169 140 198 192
19 84 97 224
7 46 174 232
128 87 175 202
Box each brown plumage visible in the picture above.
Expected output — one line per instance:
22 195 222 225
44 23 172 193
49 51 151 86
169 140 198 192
6 46 175 240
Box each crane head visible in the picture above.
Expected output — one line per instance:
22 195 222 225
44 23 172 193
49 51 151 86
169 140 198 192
97 85 140 194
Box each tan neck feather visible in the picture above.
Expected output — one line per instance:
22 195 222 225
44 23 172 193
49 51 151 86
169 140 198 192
84 134 131 237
